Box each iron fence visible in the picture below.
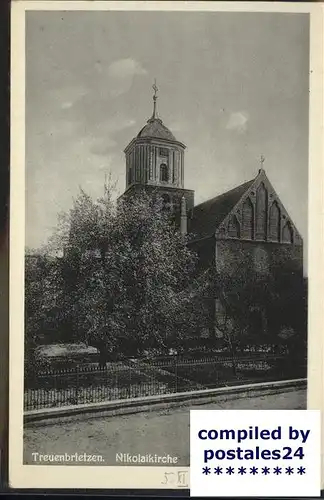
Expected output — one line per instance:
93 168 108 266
24 353 307 411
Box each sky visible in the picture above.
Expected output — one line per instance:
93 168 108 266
26 10 310 265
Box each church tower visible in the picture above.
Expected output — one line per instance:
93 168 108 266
119 82 194 232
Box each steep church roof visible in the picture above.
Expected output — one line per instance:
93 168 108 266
189 168 302 245
190 178 254 240
137 117 177 141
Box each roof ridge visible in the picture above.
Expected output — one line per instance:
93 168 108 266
189 175 257 239
194 177 255 211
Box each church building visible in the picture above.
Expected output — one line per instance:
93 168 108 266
119 84 304 337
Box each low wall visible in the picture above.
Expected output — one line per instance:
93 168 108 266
24 378 306 427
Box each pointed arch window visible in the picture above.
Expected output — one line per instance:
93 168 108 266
242 197 254 240
269 201 280 242
160 163 169 182
282 220 293 244
228 215 240 239
256 182 268 240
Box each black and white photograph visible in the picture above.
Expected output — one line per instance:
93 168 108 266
9 0 324 490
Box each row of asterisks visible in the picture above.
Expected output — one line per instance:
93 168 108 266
202 466 306 476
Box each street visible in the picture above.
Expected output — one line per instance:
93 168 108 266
24 387 306 466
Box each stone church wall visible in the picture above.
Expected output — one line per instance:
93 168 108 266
212 239 304 341
215 239 303 279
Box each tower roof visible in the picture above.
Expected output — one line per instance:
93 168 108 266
137 118 177 141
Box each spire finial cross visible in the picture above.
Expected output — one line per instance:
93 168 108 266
260 154 265 170
152 79 158 99
150 78 159 120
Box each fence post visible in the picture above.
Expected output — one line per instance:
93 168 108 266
175 355 178 393
76 365 79 404
129 363 132 398
115 364 118 400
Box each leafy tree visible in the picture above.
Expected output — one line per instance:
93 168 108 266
197 251 306 377
45 183 200 361
25 252 66 373
26 175 306 376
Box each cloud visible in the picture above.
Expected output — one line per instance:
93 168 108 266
107 58 147 79
46 86 88 111
169 121 184 133
61 101 74 110
226 111 249 133
101 58 147 97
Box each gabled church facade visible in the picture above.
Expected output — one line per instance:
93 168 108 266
189 167 303 278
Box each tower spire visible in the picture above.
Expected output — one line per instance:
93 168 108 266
150 79 159 121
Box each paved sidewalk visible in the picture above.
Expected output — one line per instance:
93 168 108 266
24 387 306 466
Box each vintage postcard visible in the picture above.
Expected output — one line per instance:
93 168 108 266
9 0 324 491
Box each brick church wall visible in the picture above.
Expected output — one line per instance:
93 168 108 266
215 239 303 279
211 239 304 340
